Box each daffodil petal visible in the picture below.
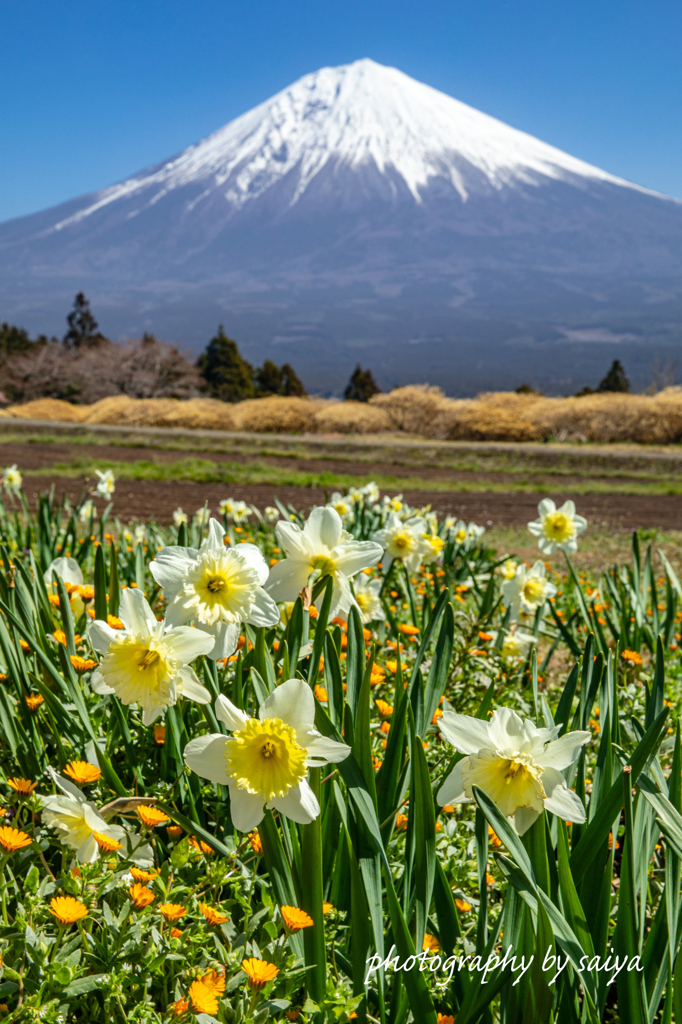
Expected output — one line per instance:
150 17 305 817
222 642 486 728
269 778 319 824
538 731 591 770
177 666 211 704
303 732 351 766
162 625 215 662
89 670 115 696
215 694 249 731
541 767 587 823
437 761 467 806
229 786 265 832
260 678 315 737
334 541 383 577
265 558 311 602
149 546 199 596
245 588 280 628
306 507 343 550
235 543 270 586
513 807 540 835
88 622 119 655
438 713 491 755
119 588 158 635
184 733 231 783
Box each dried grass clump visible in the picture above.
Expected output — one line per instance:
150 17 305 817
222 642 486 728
313 401 393 435
81 396 236 430
4 398 89 423
526 389 682 444
445 392 545 442
232 396 321 434
370 386 470 438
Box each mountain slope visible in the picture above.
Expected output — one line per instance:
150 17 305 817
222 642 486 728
1 58 681 395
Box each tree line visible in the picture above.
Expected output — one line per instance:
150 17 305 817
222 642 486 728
0 293 380 405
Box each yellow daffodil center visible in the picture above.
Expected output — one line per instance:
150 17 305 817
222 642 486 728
502 637 525 659
182 551 260 625
356 593 370 611
425 534 445 554
543 512 575 542
310 554 337 576
522 578 545 604
226 717 307 802
461 750 545 818
455 529 467 543
102 636 176 708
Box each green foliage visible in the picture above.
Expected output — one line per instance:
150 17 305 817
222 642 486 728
597 358 630 393
197 325 256 402
344 364 381 402
254 359 307 397
63 292 108 349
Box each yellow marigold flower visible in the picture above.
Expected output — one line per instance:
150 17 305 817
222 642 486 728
380 720 391 734
130 866 157 882
437 1015 455 1024
281 905 314 932
621 649 643 665
49 896 89 925
166 825 183 838
188 836 213 855
137 805 169 827
385 660 398 673
486 872 495 885
314 684 328 702
159 903 186 921
153 724 166 744
397 624 420 636
170 998 189 1016
369 665 386 686
375 699 393 717
0 673 6 682
455 898 472 913
423 933 440 953
432 708 443 725
107 614 124 629
188 980 218 1014
0 826 32 853
70 656 97 674
200 903 228 925
48 593 61 607
322 901 334 914
19 639 31 653
248 830 263 854
202 970 226 995
7 778 38 796
241 957 279 990
25 695 45 711
64 761 102 785
129 883 155 909
395 813 408 830
93 831 122 852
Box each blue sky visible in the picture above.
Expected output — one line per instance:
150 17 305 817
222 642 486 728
1 0 681 222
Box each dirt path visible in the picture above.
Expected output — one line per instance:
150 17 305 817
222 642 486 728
19 474 682 531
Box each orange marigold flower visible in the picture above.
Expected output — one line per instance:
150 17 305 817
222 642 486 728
159 903 186 921
241 957 279 990
322 901 334 914
93 831 122 852
129 883 155 909
423 933 440 953
49 896 89 925
384 660 398 673
200 903 228 925
202 970 226 995
79 585 95 601
64 760 102 785
167 825 183 838
375 699 393 717
188 980 218 1014
437 1015 456 1024
314 684 328 702
621 649 643 665
19 639 31 652
380 720 391 734
281 905 314 932
137 805 169 827
25 695 45 711
170 998 189 1016
478 631 493 642
397 624 420 636
130 866 157 882
442 804 455 813
48 593 61 607
70 656 97 674
52 630 67 645
107 615 124 629
432 708 443 725
188 836 213 854
7 778 38 796
455 898 472 912
171 927 183 939
153 724 166 744
488 825 502 848
395 813 408 830
248 830 263 854
372 757 382 770
0 826 32 853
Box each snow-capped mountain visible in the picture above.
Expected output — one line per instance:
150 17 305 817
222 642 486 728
1 58 681 394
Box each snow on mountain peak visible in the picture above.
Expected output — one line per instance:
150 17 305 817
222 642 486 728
55 58 644 231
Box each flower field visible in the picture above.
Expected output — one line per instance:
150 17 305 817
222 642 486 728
0 471 681 1023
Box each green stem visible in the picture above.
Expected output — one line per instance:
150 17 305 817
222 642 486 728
300 768 326 1005
0 856 8 926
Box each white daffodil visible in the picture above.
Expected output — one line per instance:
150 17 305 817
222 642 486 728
329 492 352 520
372 512 429 573
184 678 350 831
94 470 115 498
528 499 587 554
88 588 214 724
2 464 22 492
264 506 280 524
44 556 84 589
78 499 95 523
219 498 235 517
133 524 146 544
150 518 279 660
353 573 384 623
361 481 380 504
422 530 445 565
41 771 127 863
173 508 188 527
348 487 364 506
450 520 485 546
437 707 590 835
497 558 519 580
382 494 404 514
490 629 537 662
266 507 383 619
502 561 557 622
232 501 251 524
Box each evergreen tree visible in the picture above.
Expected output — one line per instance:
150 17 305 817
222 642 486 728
63 293 107 349
344 364 381 402
597 359 630 394
280 363 306 397
254 360 283 396
0 323 36 356
197 326 255 402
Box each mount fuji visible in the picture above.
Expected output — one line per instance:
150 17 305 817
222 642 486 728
2 58 682 394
